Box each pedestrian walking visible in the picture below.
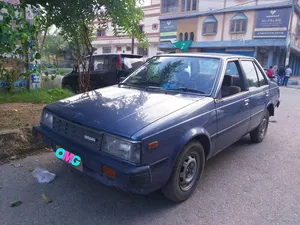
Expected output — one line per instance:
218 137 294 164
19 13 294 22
278 65 285 86
267 66 274 78
283 65 292 86
273 65 278 76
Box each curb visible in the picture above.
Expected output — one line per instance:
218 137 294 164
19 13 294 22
289 80 299 85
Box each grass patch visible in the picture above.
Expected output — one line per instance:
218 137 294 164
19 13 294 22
44 68 72 75
0 88 74 104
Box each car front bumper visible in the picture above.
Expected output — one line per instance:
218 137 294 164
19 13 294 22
32 125 168 195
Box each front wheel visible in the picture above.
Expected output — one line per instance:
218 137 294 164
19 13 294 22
162 141 205 202
250 110 269 143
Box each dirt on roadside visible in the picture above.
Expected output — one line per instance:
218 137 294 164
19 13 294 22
0 103 45 130
0 103 47 164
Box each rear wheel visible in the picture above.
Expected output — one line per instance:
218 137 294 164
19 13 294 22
250 110 269 143
161 141 205 202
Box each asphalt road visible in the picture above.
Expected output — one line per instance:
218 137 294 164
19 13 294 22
1 87 300 225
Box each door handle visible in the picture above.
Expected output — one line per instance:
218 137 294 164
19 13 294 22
244 99 249 106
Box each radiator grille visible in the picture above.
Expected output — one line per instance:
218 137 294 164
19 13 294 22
52 116 102 149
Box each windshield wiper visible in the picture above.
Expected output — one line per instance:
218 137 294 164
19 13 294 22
165 87 205 94
118 83 140 88
118 83 160 90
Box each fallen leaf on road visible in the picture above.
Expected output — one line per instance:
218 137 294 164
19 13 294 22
42 194 52 204
10 201 22 207
10 155 17 160
13 109 18 112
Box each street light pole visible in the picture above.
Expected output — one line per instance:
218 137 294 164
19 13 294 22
131 32 134 54
131 0 136 54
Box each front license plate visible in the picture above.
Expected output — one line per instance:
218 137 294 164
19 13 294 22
55 146 83 171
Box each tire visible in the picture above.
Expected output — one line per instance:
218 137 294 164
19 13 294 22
250 110 269 143
162 141 205 203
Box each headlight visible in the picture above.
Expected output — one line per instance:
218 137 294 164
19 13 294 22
101 134 140 164
41 111 53 129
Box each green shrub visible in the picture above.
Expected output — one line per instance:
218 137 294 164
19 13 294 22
0 88 74 104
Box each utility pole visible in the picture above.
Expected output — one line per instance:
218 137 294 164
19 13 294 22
131 0 136 54
131 29 134 54
285 1 294 66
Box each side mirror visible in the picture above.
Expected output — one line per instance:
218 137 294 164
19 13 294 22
119 77 126 82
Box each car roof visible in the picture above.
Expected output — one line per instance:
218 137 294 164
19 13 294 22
92 53 143 58
157 52 254 60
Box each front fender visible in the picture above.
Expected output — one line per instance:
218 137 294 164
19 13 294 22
172 127 212 166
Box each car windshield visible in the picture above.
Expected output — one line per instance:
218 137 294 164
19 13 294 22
123 56 220 94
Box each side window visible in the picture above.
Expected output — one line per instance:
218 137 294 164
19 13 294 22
225 61 239 76
241 61 259 88
220 61 244 98
254 63 268 86
93 57 110 71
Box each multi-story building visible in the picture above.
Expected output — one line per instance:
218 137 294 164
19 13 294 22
158 0 300 74
92 0 161 58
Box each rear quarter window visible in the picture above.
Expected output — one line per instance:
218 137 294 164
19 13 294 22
93 56 114 71
123 57 144 70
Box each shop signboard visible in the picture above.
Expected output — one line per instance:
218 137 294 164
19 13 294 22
160 20 178 42
30 74 41 90
254 8 292 38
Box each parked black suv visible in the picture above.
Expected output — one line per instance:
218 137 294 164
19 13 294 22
62 53 145 92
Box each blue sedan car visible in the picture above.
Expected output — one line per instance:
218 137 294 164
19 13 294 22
33 53 280 202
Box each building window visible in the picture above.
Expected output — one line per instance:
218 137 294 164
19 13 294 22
138 25 144 34
186 0 191 11
203 15 218 35
162 0 178 13
192 0 196 10
190 32 194 41
137 47 148 56
103 47 111 53
230 12 248 34
126 46 132 52
152 24 158 30
179 33 183 41
97 29 106 37
181 0 185 12
184 32 188 41
180 0 197 12
116 46 122 51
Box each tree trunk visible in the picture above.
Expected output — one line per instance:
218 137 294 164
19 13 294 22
40 28 48 52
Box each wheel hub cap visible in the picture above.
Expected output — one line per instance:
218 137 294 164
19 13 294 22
179 155 197 192
260 118 267 138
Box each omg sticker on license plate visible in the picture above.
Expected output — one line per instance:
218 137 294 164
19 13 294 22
55 147 83 171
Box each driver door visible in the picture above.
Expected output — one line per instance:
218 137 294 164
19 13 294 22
215 60 251 152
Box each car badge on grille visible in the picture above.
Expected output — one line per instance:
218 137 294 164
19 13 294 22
84 135 96 142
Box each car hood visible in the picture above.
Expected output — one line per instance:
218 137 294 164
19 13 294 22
45 86 201 138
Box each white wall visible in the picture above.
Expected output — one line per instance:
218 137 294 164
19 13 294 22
195 0 288 13
223 11 256 41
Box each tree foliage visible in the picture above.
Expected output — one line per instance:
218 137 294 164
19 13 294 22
22 0 148 93
0 2 39 60
0 2 41 91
